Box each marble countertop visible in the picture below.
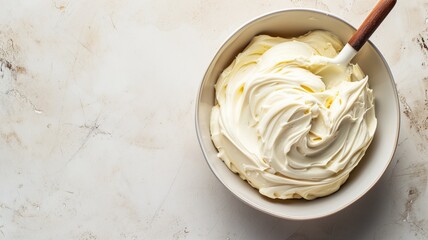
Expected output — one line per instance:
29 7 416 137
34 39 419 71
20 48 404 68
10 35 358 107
1 0 427 239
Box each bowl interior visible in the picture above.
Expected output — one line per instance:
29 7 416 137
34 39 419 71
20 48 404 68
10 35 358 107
196 9 400 220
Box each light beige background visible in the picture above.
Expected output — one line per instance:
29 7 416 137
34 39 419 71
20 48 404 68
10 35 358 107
0 0 427 239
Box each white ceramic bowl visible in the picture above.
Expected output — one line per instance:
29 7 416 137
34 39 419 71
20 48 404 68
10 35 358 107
195 9 400 220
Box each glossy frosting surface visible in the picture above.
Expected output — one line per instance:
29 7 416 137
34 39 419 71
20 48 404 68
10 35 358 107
210 31 377 200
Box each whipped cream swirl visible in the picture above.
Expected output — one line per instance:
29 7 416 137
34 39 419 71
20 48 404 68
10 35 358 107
210 31 377 200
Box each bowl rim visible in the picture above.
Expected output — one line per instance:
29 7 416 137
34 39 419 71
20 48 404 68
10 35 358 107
195 8 401 220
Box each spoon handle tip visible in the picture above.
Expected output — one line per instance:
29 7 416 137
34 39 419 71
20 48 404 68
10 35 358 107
348 0 397 51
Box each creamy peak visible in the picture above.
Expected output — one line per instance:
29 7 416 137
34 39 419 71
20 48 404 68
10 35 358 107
210 30 377 200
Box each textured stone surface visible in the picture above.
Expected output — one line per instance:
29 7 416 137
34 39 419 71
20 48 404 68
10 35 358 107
0 0 427 239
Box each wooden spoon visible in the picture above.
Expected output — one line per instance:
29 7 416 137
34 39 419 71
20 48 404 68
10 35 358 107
317 0 397 65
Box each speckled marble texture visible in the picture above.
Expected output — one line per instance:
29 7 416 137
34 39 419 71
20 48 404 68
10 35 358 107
0 0 427 239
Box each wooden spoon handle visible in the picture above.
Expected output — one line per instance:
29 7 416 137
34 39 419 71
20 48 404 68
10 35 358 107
348 0 397 51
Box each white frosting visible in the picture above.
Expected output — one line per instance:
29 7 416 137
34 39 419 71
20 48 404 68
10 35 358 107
210 31 377 200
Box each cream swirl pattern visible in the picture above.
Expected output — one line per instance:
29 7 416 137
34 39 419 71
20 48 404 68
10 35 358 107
210 31 377 200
